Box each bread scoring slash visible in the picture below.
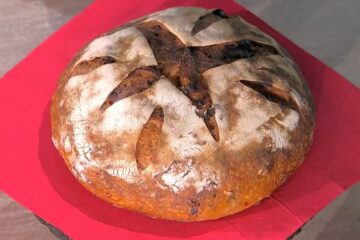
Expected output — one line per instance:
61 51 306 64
50 7 315 221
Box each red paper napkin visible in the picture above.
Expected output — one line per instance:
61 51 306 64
1 0 359 239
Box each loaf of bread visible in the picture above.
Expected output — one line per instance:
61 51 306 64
51 7 315 221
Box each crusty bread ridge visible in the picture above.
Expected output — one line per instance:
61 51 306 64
51 7 315 221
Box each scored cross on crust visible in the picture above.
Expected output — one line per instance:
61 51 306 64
51 8 316 221
70 9 299 170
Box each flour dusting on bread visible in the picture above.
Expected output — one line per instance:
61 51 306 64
58 7 303 187
51 7 315 221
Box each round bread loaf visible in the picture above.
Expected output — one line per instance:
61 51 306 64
51 7 315 221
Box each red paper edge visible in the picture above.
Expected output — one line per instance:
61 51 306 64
1 0 359 239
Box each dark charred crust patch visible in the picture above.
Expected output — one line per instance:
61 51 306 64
193 40 280 71
212 9 229 18
101 13 282 142
191 9 229 36
203 114 220 142
100 66 161 111
239 80 299 112
189 197 201 216
71 56 116 77
136 20 221 141
190 207 198 216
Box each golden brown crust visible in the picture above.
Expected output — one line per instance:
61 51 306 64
135 106 164 170
50 7 315 221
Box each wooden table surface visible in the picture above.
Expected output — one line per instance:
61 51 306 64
1 0 359 239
